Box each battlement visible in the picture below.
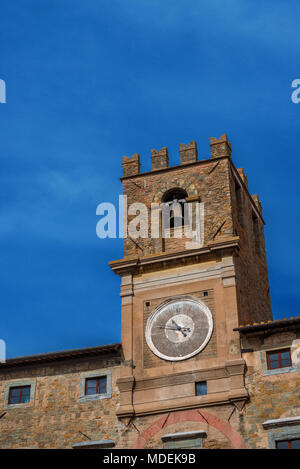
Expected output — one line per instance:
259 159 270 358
122 134 232 177
122 153 140 178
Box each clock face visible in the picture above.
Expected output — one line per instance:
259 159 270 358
145 296 213 361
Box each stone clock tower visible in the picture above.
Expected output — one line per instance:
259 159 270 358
109 134 272 421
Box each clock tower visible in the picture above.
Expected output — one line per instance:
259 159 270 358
110 134 272 421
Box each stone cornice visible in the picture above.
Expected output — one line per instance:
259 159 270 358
109 238 240 276
117 388 249 418
131 366 229 392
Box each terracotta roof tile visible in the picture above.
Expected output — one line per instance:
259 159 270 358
0 343 122 368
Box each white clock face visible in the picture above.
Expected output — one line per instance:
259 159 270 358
145 296 213 361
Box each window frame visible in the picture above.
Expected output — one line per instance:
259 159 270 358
276 438 300 449
4 380 36 409
162 430 206 450
79 370 112 403
84 376 107 396
8 385 31 405
266 348 292 371
195 381 207 396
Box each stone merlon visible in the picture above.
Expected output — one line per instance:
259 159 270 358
122 153 140 177
151 146 169 171
210 134 232 159
179 141 198 165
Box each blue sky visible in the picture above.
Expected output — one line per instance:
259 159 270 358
0 1 299 358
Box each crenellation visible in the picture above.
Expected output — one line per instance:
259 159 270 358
179 141 198 164
151 147 169 170
210 134 232 159
122 153 140 177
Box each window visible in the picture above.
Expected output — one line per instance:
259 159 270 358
162 188 189 229
8 385 31 404
195 381 207 396
85 376 107 396
79 370 112 402
267 349 291 370
162 431 206 449
276 439 300 449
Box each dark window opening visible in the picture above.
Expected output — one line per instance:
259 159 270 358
266 349 292 370
203 291 208 297
162 188 189 229
85 376 107 396
195 381 207 396
276 439 300 449
8 385 31 404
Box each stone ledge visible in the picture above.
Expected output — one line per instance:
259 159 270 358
73 439 115 449
162 430 207 442
262 416 300 429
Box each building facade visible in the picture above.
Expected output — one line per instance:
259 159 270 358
0 135 299 449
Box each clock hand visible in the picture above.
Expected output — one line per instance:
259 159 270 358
171 319 181 330
157 326 180 331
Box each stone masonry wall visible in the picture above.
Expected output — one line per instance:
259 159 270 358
241 330 300 448
0 355 124 449
122 157 234 258
229 168 272 324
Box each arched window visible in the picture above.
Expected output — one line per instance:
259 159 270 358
161 188 189 229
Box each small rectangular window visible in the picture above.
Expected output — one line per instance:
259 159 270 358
8 385 31 404
266 349 292 370
195 381 207 396
85 376 107 396
276 439 300 449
